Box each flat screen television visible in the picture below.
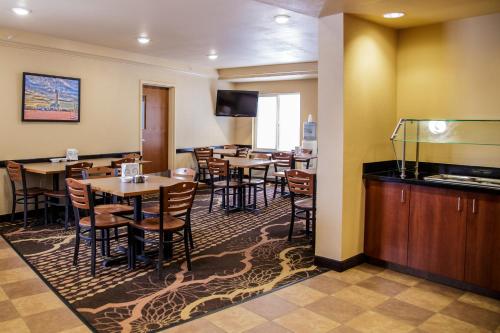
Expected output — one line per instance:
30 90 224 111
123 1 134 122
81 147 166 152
215 90 259 117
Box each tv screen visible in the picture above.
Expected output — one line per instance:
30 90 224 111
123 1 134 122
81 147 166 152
215 90 258 117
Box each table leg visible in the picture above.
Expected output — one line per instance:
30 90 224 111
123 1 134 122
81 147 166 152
238 167 244 209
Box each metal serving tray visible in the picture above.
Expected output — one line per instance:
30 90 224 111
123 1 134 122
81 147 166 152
424 174 500 190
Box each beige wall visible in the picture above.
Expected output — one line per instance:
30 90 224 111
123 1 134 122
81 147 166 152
0 33 236 215
233 79 318 145
397 13 500 167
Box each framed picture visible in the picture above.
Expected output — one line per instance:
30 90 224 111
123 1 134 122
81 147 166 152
22 72 81 122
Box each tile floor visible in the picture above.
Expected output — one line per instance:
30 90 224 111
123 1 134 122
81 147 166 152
1 237 499 333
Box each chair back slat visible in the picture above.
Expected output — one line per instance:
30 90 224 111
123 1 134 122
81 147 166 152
65 162 93 179
272 152 292 168
82 166 116 179
194 148 213 161
66 178 91 210
160 182 197 214
236 147 249 158
172 168 196 181
285 170 314 195
6 161 23 182
111 158 135 169
208 157 229 177
122 153 142 160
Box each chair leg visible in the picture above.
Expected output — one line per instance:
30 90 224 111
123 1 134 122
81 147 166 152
34 196 39 222
225 188 230 215
158 232 164 279
288 205 295 241
114 227 119 241
184 228 192 271
273 177 278 198
263 184 268 207
100 230 106 256
253 186 257 209
91 229 97 277
105 229 111 257
23 198 28 228
187 216 194 249
280 178 286 196
73 225 80 266
305 210 311 237
44 197 48 226
312 209 316 250
209 187 215 212
64 202 70 231
11 195 16 223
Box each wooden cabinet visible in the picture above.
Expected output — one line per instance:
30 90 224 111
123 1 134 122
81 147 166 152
465 192 500 292
364 181 410 266
408 186 467 281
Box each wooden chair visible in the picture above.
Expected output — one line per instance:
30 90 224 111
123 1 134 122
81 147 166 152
223 145 238 149
194 147 213 182
272 152 293 198
295 148 313 169
66 178 129 277
122 153 142 160
285 170 316 247
111 157 136 171
236 147 249 158
130 182 197 278
6 161 47 227
208 157 245 215
44 162 93 230
243 154 270 208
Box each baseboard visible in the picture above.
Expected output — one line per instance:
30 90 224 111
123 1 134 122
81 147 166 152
314 253 365 272
365 256 500 300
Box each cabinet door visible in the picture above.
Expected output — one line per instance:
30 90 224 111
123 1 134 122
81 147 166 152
364 181 410 266
409 186 466 280
465 192 500 291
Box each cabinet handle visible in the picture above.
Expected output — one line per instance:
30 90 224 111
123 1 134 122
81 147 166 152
472 198 476 214
457 196 461 212
401 189 405 203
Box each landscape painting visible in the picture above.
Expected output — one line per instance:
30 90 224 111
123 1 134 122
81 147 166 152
22 72 80 122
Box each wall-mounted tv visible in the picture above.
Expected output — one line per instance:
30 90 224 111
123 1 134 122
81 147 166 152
215 90 258 117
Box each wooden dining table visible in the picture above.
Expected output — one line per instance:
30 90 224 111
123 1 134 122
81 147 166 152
24 158 150 190
80 174 182 267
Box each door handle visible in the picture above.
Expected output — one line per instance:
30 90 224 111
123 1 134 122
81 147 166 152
400 189 405 203
472 198 476 214
457 196 461 212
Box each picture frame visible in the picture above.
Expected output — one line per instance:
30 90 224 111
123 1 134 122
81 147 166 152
22 72 81 122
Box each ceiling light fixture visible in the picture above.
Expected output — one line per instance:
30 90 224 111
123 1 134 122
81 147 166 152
274 14 290 24
137 36 151 44
383 12 405 19
11 7 31 16
208 53 218 60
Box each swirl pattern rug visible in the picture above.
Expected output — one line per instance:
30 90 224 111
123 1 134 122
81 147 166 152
0 188 322 333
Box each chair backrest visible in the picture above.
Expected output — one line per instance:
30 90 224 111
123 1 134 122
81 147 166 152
122 153 142 160
66 178 92 210
82 166 116 179
272 152 293 168
159 181 198 215
65 162 93 179
252 153 271 160
208 157 229 178
194 148 213 162
172 168 196 181
285 170 314 196
6 161 23 182
223 145 238 149
236 147 249 158
111 158 135 169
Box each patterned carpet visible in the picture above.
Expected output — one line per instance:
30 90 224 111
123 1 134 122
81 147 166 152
0 188 322 333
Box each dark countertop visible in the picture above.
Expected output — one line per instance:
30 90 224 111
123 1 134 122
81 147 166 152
363 161 500 195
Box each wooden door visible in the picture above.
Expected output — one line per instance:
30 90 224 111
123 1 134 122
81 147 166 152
142 85 169 173
408 185 466 281
364 180 410 266
465 192 500 291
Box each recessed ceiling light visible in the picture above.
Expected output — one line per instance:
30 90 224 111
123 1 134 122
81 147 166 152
383 12 405 19
208 53 218 60
274 15 290 24
137 36 151 44
11 7 31 16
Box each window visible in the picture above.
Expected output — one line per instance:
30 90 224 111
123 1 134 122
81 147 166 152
254 93 300 151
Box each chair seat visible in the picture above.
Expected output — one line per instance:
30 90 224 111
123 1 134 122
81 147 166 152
213 180 243 188
79 214 129 229
295 198 314 210
131 214 185 232
94 204 134 215
243 179 265 185
44 190 66 198
16 187 47 197
272 171 286 178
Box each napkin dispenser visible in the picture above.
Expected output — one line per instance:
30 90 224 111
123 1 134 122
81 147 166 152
121 163 140 177
66 148 79 161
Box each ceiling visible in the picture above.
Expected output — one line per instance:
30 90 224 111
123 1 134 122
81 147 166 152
258 0 500 29
0 0 318 68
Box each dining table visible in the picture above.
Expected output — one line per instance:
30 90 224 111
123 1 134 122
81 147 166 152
80 174 182 267
24 158 150 190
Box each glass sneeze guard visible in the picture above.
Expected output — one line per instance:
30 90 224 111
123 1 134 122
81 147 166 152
390 119 500 179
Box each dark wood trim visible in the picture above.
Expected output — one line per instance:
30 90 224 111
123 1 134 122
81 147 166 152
0 151 140 168
176 144 252 154
314 253 365 272
365 256 500 300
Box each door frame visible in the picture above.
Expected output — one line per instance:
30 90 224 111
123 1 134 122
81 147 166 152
139 80 176 170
